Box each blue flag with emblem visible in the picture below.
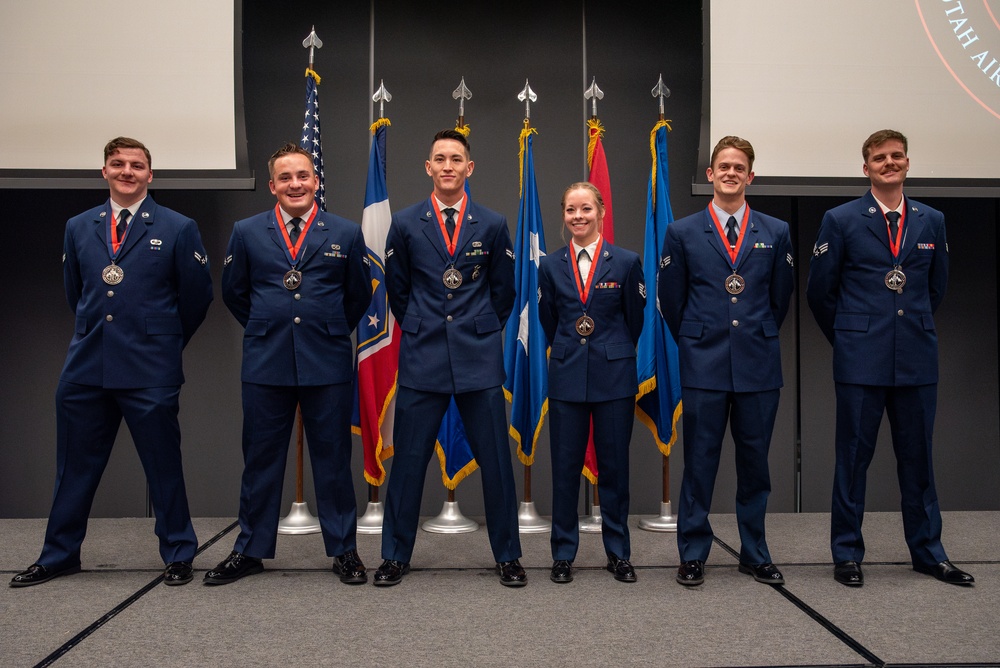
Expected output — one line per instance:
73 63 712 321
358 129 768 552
503 128 547 464
635 120 682 454
301 68 326 210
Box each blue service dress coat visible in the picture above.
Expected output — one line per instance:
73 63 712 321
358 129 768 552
385 198 515 393
659 206 794 565
40 197 213 570
806 192 951 568
380 198 521 565
221 207 371 559
538 240 645 561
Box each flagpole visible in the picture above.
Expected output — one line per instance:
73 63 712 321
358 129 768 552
357 79 394 535
579 78 606 534
278 27 326 535
638 74 678 533
512 81 549 534
421 79 481 535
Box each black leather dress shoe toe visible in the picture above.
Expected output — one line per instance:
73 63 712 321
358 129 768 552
550 560 573 584
203 551 263 585
914 560 975 585
497 560 527 587
373 559 409 586
10 563 81 588
332 549 367 584
834 560 864 586
606 553 637 583
163 561 193 586
676 560 704 586
739 562 784 585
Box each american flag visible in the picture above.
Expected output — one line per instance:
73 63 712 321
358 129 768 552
301 70 326 210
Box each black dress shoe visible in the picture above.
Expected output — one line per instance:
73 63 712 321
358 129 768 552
372 559 410 586
676 560 704 586
834 560 864 586
496 560 527 587
914 560 975 585
738 562 784 585
606 553 637 583
163 561 193 586
332 549 367 585
203 551 263 585
550 560 573 584
9 563 81 588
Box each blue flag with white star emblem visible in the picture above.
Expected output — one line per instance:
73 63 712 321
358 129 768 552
503 128 548 464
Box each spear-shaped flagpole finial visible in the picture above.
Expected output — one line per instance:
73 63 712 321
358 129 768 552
373 79 392 119
518 79 537 122
452 76 472 125
651 73 671 119
302 26 323 69
584 77 604 119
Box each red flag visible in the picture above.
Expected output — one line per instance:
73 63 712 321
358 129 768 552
583 118 614 483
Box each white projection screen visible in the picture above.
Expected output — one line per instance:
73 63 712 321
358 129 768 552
0 0 251 188
702 0 1000 195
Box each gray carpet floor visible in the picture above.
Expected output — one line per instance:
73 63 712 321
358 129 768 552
2 512 998 667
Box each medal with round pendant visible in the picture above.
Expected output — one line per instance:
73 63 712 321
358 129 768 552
725 271 745 295
283 269 302 290
575 314 595 336
885 267 906 293
443 266 463 289
102 263 124 285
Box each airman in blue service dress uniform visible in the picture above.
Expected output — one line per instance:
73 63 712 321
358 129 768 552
807 129 974 587
659 136 794 587
11 137 213 588
538 182 645 585
206 144 371 585
374 129 525 587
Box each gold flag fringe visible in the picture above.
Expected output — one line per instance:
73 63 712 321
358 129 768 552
304 68 321 84
454 123 471 137
586 118 605 168
517 121 538 198
369 117 391 134
648 119 673 208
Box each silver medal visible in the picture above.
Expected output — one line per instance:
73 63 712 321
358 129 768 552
102 264 124 285
283 270 302 290
885 268 906 293
443 267 463 289
725 273 745 295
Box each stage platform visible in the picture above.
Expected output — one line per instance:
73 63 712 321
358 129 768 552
2 511 998 667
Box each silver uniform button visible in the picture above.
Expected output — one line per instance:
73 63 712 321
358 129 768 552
447 293 454 300
897 309 904 316
107 290 114 297
294 294 301 300
446 315 453 322
294 317 301 324
731 296 738 303
580 338 587 345
732 320 739 327
106 315 113 322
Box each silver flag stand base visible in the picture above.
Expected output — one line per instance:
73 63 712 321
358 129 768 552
277 501 322 535
517 501 551 533
579 506 603 533
421 500 479 533
356 501 384 534
638 500 678 532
